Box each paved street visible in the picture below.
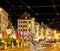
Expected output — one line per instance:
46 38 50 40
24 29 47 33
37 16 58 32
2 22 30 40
0 43 60 51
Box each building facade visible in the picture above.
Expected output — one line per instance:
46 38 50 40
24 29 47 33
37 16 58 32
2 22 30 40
0 7 9 33
17 12 35 35
35 22 40 37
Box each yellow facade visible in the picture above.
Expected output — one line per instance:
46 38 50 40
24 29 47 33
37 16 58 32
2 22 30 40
17 12 35 34
18 18 35 34
0 7 9 33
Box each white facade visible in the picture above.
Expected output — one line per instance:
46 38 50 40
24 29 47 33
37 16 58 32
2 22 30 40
18 18 35 34
17 12 35 35
0 7 9 33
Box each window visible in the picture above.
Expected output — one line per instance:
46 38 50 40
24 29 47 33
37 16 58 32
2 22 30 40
19 21 22 23
21 29 22 31
29 21 31 23
18 25 20 27
25 25 27 27
23 21 25 23
25 21 27 23
29 29 31 31
18 29 20 31
23 25 25 27
21 21 22 23
23 25 27 27
19 21 21 23
23 21 27 23
21 25 22 27
23 29 27 31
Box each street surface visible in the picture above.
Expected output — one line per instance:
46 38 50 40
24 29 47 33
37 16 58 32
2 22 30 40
0 43 60 51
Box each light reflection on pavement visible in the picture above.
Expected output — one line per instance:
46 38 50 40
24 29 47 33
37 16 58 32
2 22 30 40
43 43 60 51
0 43 60 51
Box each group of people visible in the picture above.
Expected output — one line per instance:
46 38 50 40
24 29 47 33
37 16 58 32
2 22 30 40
28 35 41 51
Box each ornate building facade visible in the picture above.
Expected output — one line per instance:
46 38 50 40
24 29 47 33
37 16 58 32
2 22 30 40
17 12 35 35
0 7 9 33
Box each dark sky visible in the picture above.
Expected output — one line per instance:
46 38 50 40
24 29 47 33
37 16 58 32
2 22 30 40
0 0 60 30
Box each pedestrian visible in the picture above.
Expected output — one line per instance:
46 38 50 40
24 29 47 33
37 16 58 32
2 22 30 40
29 36 40 51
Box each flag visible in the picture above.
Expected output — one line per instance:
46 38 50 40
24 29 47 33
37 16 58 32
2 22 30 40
16 30 20 39
2 31 4 39
12 26 15 34
23 32 28 40
24 34 28 40
19 31 21 36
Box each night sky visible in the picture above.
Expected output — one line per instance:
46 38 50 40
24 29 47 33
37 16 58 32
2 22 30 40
0 0 60 30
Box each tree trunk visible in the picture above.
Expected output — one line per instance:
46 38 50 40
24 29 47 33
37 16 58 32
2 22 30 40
12 42 15 48
5 43 7 49
17 42 20 48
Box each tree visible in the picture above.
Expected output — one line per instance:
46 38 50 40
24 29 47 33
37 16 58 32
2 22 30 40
17 37 23 47
4 34 11 49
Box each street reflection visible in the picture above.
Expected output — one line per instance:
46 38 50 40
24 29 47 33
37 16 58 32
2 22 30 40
43 43 60 51
0 43 60 51
29 43 60 51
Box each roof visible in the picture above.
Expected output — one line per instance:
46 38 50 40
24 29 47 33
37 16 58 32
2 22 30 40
19 12 32 19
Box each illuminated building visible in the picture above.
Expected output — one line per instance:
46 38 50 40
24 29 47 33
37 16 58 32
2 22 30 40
0 7 9 33
17 12 35 35
35 22 40 37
